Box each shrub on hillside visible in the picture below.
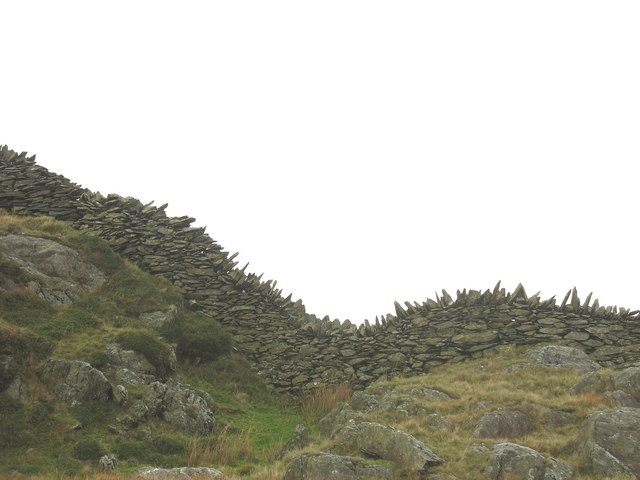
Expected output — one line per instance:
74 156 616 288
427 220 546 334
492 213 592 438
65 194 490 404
162 315 232 363
115 329 174 374
73 438 106 461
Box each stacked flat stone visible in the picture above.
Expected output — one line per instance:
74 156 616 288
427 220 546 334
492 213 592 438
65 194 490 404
2 145 639 393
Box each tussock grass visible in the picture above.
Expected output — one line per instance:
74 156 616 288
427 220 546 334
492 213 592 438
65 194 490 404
186 427 256 466
300 383 352 421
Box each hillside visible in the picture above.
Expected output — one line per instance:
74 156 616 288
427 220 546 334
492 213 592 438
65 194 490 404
3 145 640 479
2 213 640 480
0 213 304 478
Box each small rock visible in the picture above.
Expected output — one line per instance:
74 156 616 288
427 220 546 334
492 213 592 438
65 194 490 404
139 305 178 329
276 424 310 460
136 467 226 479
112 384 129 406
473 409 533 439
426 414 455 433
568 371 610 395
604 390 640 408
5 375 29 402
99 454 118 472
470 444 490 454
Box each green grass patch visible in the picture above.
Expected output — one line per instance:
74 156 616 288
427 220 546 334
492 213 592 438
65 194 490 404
162 314 232 363
115 329 174 374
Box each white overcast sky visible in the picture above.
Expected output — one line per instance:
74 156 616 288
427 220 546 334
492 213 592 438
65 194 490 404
2 1 639 323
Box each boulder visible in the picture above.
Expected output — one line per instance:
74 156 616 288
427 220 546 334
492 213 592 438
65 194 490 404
284 454 393 480
139 305 178 329
525 346 600 373
41 358 113 403
356 422 444 473
350 384 450 418
136 467 226 479
105 343 159 385
425 413 455 433
5 375 29 402
604 390 640 408
319 402 365 438
568 371 611 395
576 408 640 477
142 380 215 436
276 424 310 460
484 443 574 480
473 409 533 439
0 234 105 305
612 366 640 399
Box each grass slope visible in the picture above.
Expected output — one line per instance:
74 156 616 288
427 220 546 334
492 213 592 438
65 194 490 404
0 213 303 479
0 212 635 480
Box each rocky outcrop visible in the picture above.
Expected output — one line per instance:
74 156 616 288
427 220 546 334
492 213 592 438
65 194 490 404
0 234 105 305
138 380 215 436
569 366 640 407
473 409 533 439
525 346 601 373
484 443 574 480
356 422 444 473
136 467 226 479
319 402 366 438
105 343 159 386
576 408 640 477
41 358 113 403
284 454 393 480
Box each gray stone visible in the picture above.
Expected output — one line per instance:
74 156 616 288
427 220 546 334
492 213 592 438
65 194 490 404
142 380 215 436
612 366 640 399
136 467 226 479
577 408 640 477
276 424 310 460
106 343 157 375
568 371 611 395
484 443 574 480
473 409 533 439
604 390 640 408
41 358 113 403
112 384 129 406
356 422 444 473
426 414 455 432
284 454 393 480
0 234 105 305
5 375 29 402
99 454 118 472
319 402 365 438
525 346 601 373
139 305 178 329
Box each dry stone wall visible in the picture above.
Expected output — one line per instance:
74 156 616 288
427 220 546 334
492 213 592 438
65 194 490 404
2 145 640 393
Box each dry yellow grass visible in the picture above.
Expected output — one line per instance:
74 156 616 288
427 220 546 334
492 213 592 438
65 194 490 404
299 383 352 420
186 426 256 467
